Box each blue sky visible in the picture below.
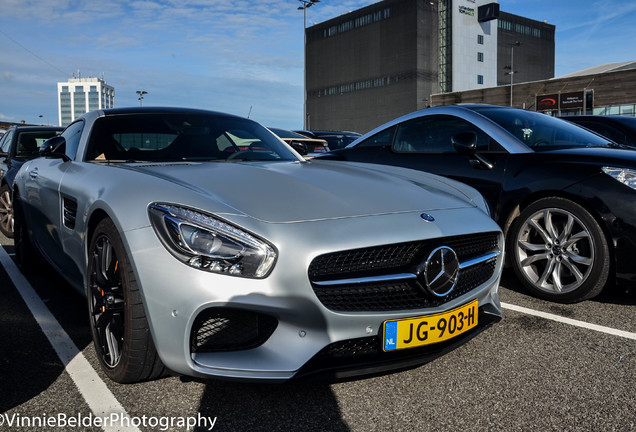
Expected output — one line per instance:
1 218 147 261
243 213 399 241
1 0 635 129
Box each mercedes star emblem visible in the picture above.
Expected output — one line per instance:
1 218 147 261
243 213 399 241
423 246 460 297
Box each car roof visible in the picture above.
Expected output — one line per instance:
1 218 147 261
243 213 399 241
269 128 309 139
10 125 64 132
93 106 246 120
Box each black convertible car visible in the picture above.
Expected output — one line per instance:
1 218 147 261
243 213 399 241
319 105 636 302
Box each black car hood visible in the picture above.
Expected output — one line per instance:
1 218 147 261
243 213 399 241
538 147 636 167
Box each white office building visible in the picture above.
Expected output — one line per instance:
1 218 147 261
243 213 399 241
450 0 498 91
57 75 114 127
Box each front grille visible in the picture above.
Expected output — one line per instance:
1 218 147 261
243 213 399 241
309 232 500 312
190 308 278 353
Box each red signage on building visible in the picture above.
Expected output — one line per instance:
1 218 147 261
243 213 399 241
536 92 585 111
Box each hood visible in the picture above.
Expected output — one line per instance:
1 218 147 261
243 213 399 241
125 160 479 223
547 146 636 165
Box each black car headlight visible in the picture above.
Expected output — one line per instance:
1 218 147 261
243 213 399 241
149 203 277 278
602 167 636 190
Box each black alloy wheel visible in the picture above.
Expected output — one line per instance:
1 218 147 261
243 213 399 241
508 197 610 303
0 184 14 238
87 218 165 383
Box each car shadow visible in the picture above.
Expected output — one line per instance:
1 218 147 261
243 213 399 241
191 378 350 431
0 244 92 414
187 291 351 430
592 284 636 306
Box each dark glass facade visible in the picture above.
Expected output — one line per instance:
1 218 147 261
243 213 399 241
305 0 555 133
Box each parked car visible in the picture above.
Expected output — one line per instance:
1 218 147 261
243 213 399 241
319 104 636 303
13 107 503 383
268 127 329 156
561 115 636 147
295 130 362 150
0 125 63 237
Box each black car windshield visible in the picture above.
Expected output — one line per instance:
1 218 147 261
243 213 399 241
471 107 613 151
86 113 299 163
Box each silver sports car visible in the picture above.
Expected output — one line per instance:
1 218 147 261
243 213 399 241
13 107 503 383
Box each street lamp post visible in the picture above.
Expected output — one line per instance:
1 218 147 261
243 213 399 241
136 90 148 106
506 41 521 107
298 0 320 130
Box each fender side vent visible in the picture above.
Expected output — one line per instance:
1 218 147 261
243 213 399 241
63 197 78 229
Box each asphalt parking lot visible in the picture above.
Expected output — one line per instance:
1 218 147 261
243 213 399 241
1 231 635 432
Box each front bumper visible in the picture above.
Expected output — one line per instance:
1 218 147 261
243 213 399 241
123 209 504 382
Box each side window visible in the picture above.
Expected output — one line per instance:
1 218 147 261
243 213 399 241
356 125 396 148
392 115 497 153
62 120 85 160
1 129 15 153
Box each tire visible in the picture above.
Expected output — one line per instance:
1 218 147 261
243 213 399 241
13 191 37 272
508 197 610 303
87 218 165 383
0 184 14 238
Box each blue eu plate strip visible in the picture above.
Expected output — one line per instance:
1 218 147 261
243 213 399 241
384 321 397 351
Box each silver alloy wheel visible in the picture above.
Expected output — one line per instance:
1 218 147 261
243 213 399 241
0 186 14 237
515 207 594 295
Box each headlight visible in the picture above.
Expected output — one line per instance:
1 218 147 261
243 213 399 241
149 203 277 278
602 167 636 190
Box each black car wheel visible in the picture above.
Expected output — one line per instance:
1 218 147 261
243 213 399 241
0 184 14 238
87 218 165 383
509 197 610 303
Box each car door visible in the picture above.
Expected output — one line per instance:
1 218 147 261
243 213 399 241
331 125 397 162
23 121 84 286
364 115 510 220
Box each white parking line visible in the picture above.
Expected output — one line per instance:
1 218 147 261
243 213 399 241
501 302 636 340
0 246 141 432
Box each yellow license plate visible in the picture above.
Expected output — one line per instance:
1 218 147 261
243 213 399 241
382 300 478 351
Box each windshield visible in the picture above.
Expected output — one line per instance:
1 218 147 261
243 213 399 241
86 113 299 163
471 107 613 151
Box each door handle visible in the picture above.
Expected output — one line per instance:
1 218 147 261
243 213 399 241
29 169 38 179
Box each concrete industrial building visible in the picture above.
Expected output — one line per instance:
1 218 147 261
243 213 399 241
57 74 114 127
305 0 555 133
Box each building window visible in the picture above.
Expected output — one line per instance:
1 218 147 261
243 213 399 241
322 7 391 38
73 86 86 119
478 52 484 62
477 34 484 45
88 86 99 111
477 75 484 85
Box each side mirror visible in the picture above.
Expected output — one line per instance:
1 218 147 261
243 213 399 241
40 136 71 162
451 131 493 170
452 131 478 154
290 141 308 156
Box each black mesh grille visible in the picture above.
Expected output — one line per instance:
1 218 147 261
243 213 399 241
309 242 423 280
309 232 500 312
190 308 278 353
